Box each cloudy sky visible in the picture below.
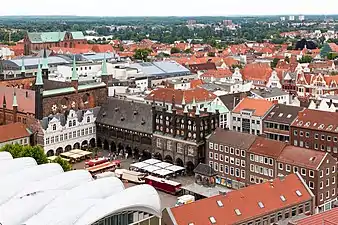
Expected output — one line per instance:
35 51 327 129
0 0 337 16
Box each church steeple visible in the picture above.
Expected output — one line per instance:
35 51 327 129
41 48 49 79
21 58 26 76
101 54 108 76
35 63 43 86
12 91 18 123
71 56 78 81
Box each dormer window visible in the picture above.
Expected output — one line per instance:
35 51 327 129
53 124 56 131
87 116 90 123
68 121 72 127
73 120 76 126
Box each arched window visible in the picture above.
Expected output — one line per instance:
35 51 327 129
87 116 90 123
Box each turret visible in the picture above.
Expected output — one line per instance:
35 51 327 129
101 54 109 86
41 48 49 79
34 63 44 120
21 58 26 77
12 91 18 123
71 56 78 91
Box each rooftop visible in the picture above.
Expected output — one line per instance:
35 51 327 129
232 97 276 117
251 87 289 99
291 108 338 132
292 207 338 225
130 61 190 77
0 87 35 114
0 123 32 143
168 173 313 225
264 104 304 125
249 137 287 158
278 145 327 170
207 128 257 150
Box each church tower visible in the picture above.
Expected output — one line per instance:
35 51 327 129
35 63 44 120
71 56 79 91
41 48 49 80
101 54 109 86
21 58 26 77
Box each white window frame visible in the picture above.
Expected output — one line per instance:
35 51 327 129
209 142 214 149
209 152 213 159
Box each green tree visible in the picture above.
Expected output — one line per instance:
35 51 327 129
287 46 294 50
170 47 180 54
134 48 152 61
0 144 48 164
271 58 280 68
321 43 332 58
298 55 313 63
51 156 72 172
184 48 192 54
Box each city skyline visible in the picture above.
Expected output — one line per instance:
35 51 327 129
0 0 337 17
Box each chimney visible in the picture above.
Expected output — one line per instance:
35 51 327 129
269 180 274 188
278 174 285 181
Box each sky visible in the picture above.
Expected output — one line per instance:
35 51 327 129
0 0 337 17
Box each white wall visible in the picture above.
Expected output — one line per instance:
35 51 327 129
0 137 30 148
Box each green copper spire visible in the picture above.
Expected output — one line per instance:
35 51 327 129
71 56 78 81
42 48 48 70
35 63 43 86
195 103 200 115
101 54 108 76
183 104 188 113
21 58 25 73
192 97 196 107
12 91 18 107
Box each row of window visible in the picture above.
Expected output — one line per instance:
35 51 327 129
209 161 246 179
293 140 338 153
319 189 336 202
209 142 246 157
250 164 274 177
249 154 274 166
294 130 338 142
233 117 261 125
238 203 311 225
278 163 335 177
156 139 194 156
209 152 246 167
264 122 290 131
45 127 95 145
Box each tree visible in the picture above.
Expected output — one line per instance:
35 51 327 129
321 43 332 58
134 48 152 61
287 46 294 50
271 58 280 68
207 52 216 57
285 56 290 63
0 144 71 170
51 156 72 172
298 55 313 63
184 48 192 54
170 47 180 54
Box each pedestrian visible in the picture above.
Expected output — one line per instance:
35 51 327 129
125 153 128 159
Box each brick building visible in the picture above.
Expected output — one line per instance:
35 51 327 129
24 31 86 55
152 97 219 173
263 104 304 142
162 174 315 225
290 108 338 159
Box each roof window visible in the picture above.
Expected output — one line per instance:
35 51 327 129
318 124 325 129
296 190 302 197
217 200 223 207
327 125 333 131
280 195 286 202
286 114 292 118
297 121 303 126
304 122 310 127
258 201 264 208
234 209 242 216
309 157 316 161
209 217 216 224
278 113 283 117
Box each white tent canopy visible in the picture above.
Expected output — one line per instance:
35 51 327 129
129 161 149 169
0 152 13 161
155 162 172 169
142 165 161 173
0 157 37 177
166 165 185 172
152 169 174 177
142 158 161 165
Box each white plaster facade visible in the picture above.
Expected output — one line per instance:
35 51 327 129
230 109 264 136
0 137 30 148
42 109 97 156
266 71 282 89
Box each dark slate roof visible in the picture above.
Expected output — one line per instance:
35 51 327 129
40 106 100 130
207 128 257 150
193 163 217 176
96 98 152 134
42 79 73 90
218 92 252 111
263 104 304 125
251 87 288 99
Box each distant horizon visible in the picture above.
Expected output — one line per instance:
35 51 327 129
0 0 337 17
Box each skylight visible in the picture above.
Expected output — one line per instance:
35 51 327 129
318 124 325 129
258 201 264 208
209 217 216 224
286 114 292 118
217 200 224 207
280 195 286 202
296 190 302 196
235 209 242 216
278 113 283 117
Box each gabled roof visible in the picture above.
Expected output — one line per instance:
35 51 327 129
241 63 273 82
278 146 327 170
27 32 85 44
263 104 304 125
218 92 252 111
207 128 257 150
0 123 32 143
232 97 276 117
292 207 338 225
291 108 338 132
249 137 286 158
168 173 313 225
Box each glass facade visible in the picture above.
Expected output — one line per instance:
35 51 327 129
91 211 160 225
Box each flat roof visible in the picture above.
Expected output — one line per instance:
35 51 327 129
181 182 232 197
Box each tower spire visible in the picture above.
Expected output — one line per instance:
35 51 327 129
181 92 186 106
195 103 200 115
21 58 25 74
71 56 78 81
35 63 43 86
12 91 18 107
101 54 108 76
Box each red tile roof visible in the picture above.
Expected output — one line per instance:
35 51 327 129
278 145 327 170
293 207 338 225
232 98 276 117
0 86 35 114
200 68 232 79
190 79 204 88
241 63 273 82
291 108 338 132
0 122 31 143
169 173 313 225
328 43 338 52
249 137 286 158
91 44 114 53
145 87 216 104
